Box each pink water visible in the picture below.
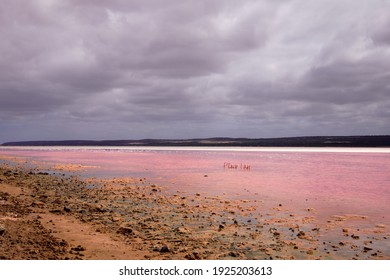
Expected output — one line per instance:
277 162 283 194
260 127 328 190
1 147 389 224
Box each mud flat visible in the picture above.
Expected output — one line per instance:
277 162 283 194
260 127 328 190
0 157 388 260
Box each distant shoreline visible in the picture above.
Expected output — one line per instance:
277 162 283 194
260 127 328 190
2 135 390 148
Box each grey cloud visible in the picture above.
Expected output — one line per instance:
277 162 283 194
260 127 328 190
1 0 389 142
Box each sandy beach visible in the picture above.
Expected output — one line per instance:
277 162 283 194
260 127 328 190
0 155 389 260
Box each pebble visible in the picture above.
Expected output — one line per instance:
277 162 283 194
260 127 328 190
0 224 5 236
117 225 135 236
228 251 241 258
71 245 86 252
363 247 373 252
160 245 171 253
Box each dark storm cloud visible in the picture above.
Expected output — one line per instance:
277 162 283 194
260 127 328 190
0 0 389 142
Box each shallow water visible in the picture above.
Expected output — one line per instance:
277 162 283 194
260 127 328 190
1 146 389 225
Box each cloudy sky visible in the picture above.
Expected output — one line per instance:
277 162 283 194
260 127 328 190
1 0 389 142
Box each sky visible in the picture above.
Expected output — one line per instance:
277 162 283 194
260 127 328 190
1 0 390 143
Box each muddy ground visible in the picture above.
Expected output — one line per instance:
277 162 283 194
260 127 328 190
0 159 388 260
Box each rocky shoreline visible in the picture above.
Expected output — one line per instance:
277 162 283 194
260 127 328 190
0 158 388 260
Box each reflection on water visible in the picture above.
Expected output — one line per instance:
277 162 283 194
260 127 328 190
1 146 389 224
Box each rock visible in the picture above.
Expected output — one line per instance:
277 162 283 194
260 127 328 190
71 245 86 252
185 252 202 260
363 246 373 252
160 245 171 253
117 225 135 236
175 227 191 234
63 206 72 213
297 231 306 239
351 234 360 239
0 224 5 236
228 251 241 258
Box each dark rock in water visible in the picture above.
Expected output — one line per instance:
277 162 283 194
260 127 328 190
363 246 373 252
297 231 306 239
160 245 171 253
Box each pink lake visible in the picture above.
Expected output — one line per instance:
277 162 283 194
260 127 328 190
1 146 389 225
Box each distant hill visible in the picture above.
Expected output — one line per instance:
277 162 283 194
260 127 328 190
2 135 390 147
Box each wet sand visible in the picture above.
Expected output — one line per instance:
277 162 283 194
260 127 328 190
0 156 389 260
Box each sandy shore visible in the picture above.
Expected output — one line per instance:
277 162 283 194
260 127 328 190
0 158 388 260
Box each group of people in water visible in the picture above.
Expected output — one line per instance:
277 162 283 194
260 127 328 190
223 162 251 171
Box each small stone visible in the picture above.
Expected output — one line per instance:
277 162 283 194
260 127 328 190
228 251 241 258
363 247 373 252
71 245 86 252
175 227 191 234
117 225 135 236
0 224 5 236
185 252 202 260
160 245 171 253
63 206 71 212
